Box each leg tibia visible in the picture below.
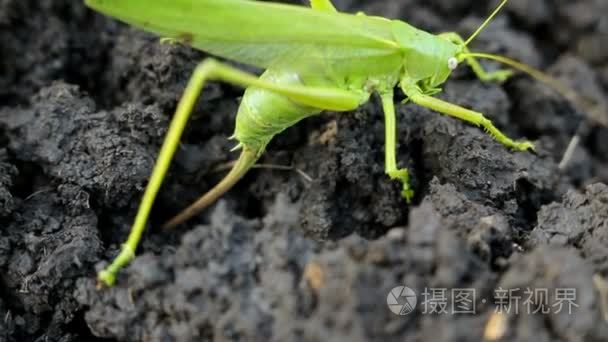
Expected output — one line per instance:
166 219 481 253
404 87 534 152
478 117 535 151
98 59 215 287
381 90 414 202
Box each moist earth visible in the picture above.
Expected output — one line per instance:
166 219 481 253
1 0 607 341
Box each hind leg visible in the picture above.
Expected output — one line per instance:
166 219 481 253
98 58 364 287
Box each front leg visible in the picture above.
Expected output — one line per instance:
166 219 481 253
381 89 414 202
440 32 513 83
403 84 534 152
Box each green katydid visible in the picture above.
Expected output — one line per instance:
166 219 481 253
86 0 584 287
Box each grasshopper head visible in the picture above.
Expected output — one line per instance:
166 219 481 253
428 42 462 88
393 20 461 91
401 35 461 92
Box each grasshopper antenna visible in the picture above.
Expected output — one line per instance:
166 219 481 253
464 0 509 46
162 148 258 229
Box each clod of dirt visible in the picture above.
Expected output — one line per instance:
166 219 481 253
0 82 167 208
0 152 18 217
0 188 101 341
0 0 120 106
505 0 552 28
508 54 608 187
299 101 410 240
549 55 608 127
553 0 608 62
531 183 608 274
78 198 500 341
77 200 311 341
416 80 563 216
496 245 608 341
102 28 220 112
425 179 515 265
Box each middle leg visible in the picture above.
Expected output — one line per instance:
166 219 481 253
381 89 414 202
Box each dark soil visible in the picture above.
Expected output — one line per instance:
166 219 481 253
1 0 607 341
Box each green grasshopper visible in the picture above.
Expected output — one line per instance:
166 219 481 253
87 0 577 286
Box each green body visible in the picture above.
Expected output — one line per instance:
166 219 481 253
86 0 534 286
86 0 458 151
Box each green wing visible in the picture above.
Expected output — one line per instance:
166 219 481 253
85 0 400 69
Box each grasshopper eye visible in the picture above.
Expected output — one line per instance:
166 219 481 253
448 57 458 70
